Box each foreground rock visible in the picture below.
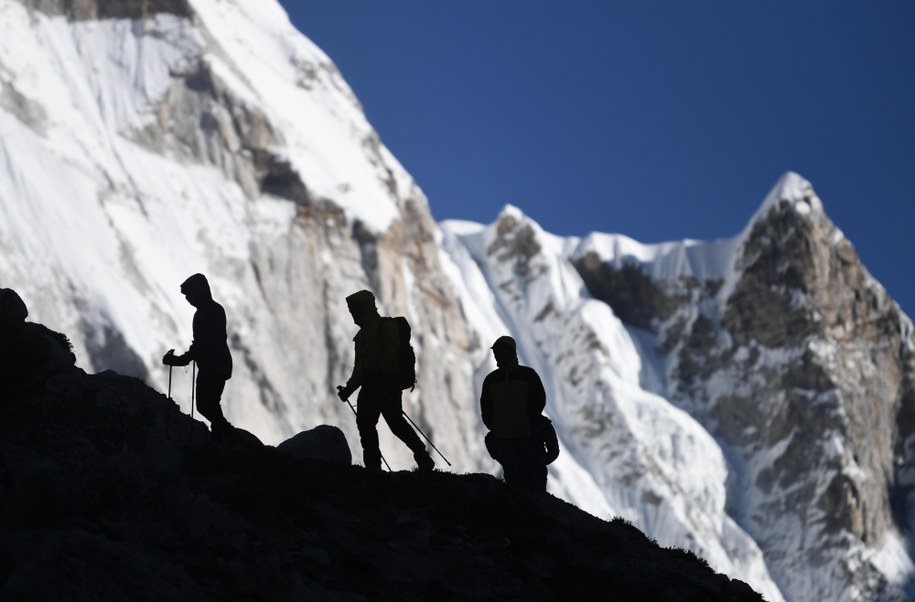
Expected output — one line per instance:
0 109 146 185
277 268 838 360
277 424 352 466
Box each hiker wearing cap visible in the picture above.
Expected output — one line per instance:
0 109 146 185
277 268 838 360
480 335 548 491
162 273 233 436
336 290 434 472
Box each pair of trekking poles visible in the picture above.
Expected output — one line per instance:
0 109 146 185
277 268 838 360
166 361 196 444
340 393 451 472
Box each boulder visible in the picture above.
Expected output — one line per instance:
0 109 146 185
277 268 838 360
0 288 27 323
276 425 351 466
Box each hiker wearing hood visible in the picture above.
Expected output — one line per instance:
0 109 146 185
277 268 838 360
163 273 233 436
481 335 549 491
337 290 434 472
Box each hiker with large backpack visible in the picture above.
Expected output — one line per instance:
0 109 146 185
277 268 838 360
481 335 557 492
336 290 434 472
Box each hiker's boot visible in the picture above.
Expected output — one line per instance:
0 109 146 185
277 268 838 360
211 419 234 441
363 450 382 472
415 450 435 472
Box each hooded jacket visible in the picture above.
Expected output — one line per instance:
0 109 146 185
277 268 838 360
344 290 399 391
181 274 232 380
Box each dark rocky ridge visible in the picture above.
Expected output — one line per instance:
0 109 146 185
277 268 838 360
0 290 761 601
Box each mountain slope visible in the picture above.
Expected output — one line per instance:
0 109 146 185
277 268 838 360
0 307 763 601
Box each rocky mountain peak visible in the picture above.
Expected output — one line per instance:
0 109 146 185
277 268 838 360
557 170 915 599
488 207 544 268
726 173 893 349
744 171 823 231
663 176 915 600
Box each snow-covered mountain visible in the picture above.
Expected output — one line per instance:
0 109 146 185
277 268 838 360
0 1 912 600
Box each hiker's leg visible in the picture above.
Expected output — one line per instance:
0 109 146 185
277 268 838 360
356 386 383 470
196 372 230 434
379 387 425 455
498 439 523 486
519 439 547 492
379 386 433 470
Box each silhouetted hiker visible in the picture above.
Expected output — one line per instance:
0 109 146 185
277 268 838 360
336 290 434 472
481 335 550 492
162 274 233 436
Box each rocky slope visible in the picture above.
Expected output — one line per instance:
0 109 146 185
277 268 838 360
0 294 763 601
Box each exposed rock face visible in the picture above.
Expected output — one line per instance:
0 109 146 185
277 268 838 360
712 193 913 601
573 252 686 332
130 52 286 203
22 0 192 20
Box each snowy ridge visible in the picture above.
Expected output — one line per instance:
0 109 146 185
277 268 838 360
574 231 739 285
571 172 822 304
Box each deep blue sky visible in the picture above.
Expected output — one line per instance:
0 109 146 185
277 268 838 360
283 1 915 318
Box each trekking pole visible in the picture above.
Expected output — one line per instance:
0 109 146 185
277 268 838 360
340 393 391 472
189 360 196 446
166 364 173 438
402 410 451 467
191 360 196 420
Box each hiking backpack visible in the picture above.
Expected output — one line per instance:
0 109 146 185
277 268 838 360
538 415 560 464
385 316 416 391
484 415 560 465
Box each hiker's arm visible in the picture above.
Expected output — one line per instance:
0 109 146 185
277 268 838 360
169 340 197 366
342 361 362 398
165 309 209 366
341 334 363 397
162 349 191 366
